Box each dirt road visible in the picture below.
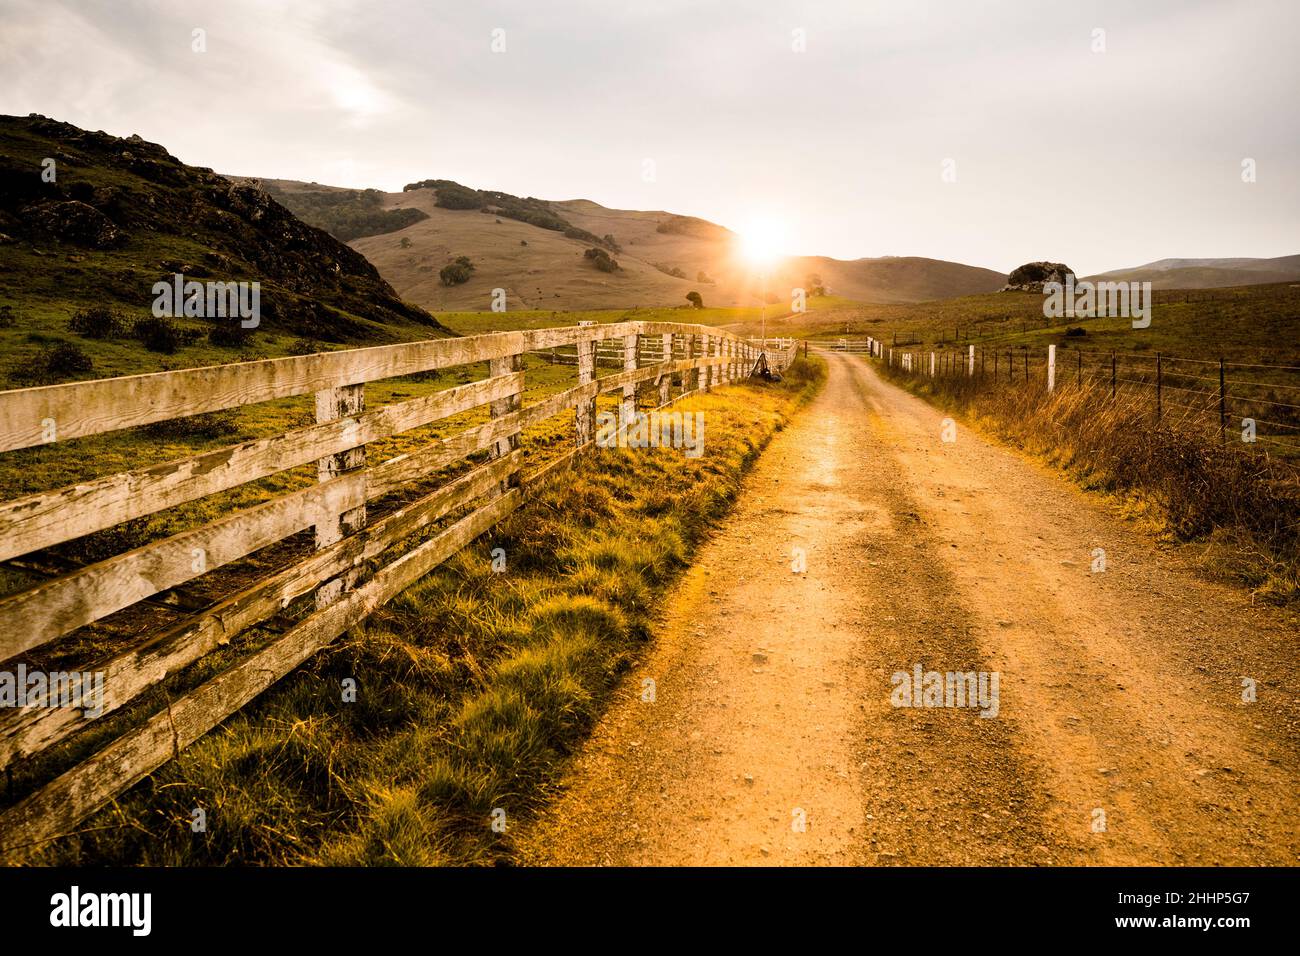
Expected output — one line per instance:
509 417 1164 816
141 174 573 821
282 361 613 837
515 353 1300 866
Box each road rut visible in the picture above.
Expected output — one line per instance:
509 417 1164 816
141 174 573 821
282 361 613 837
516 353 1300 865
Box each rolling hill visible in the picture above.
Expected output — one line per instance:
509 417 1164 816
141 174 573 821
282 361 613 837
0 114 450 386
257 178 1006 311
1085 255 1300 290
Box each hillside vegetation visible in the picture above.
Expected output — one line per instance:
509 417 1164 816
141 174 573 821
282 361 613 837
337 185 1005 312
0 114 449 388
761 281 1300 367
254 178 429 242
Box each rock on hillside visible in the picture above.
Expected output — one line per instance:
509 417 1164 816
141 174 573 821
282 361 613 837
1002 261 1075 292
0 113 449 344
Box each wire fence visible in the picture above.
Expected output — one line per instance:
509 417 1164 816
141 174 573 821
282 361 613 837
877 342 1300 458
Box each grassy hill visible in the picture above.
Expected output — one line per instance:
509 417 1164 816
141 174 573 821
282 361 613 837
253 176 1005 312
758 281 1300 363
250 178 430 242
0 114 450 387
1085 255 1300 290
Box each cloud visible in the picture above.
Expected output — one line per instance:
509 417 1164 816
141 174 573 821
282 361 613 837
0 0 1295 272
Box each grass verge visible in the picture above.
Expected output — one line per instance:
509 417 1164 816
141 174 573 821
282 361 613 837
29 357 826 865
877 360 1300 603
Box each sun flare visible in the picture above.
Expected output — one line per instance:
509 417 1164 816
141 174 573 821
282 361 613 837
738 217 787 267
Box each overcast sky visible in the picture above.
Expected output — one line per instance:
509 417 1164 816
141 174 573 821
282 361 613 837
2 0 1296 274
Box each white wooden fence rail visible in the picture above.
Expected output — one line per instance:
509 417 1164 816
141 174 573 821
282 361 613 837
0 320 796 855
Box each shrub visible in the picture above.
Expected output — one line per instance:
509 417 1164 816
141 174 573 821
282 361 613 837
288 338 324 356
68 305 127 339
584 248 620 273
686 291 704 309
42 341 94 375
0 305 16 328
1064 326 1087 337
131 316 200 353
440 256 475 286
141 409 241 440
209 323 255 348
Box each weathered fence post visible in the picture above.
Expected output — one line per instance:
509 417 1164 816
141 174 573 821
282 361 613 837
660 332 673 406
622 331 639 440
1047 344 1056 392
489 352 523 492
576 325 596 446
314 382 366 608
930 352 936 377
968 344 975 377
699 333 712 392
688 333 701 393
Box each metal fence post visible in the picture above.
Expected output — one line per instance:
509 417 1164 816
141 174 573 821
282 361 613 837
1219 358 1227 443
1156 352 1163 422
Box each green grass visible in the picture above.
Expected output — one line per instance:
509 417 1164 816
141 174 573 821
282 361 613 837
17 357 826 865
793 282 1300 368
435 295 855 337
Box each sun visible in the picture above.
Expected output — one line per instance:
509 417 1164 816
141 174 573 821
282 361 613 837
738 217 787 267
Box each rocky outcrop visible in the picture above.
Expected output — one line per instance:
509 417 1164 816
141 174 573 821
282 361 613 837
1002 261 1075 292
0 113 449 341
23 199 123 248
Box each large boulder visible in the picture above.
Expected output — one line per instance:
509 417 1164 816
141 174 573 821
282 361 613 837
1003 261 1074 292
22 199 124 248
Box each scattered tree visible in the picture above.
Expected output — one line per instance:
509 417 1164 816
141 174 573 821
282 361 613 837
584 247 620 273
440 255 475 286
686 291 704 309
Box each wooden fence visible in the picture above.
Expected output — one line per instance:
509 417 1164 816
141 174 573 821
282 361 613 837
814 339 879 355
0 321 795 856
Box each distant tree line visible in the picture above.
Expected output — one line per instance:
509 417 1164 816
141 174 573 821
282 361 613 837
405 179 620 252
259 182 428 242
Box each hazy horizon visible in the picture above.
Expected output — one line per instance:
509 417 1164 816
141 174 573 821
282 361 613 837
2 0 1297 276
